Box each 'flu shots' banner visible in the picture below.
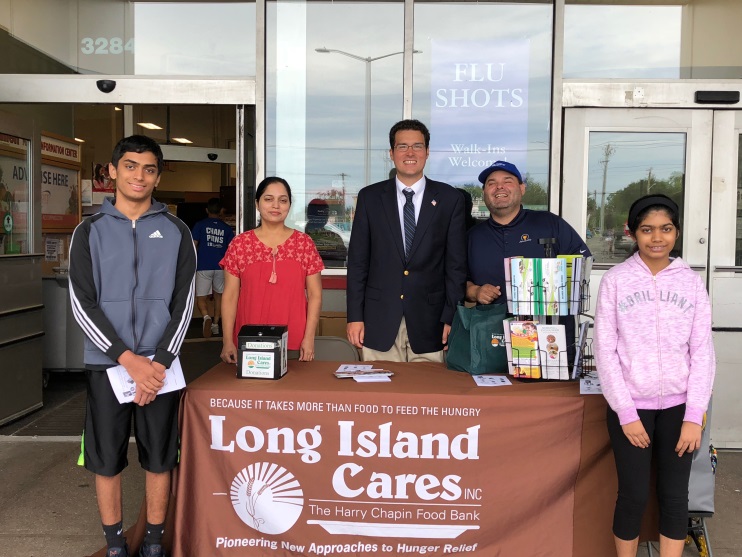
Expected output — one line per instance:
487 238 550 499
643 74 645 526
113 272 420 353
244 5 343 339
429 40 529 186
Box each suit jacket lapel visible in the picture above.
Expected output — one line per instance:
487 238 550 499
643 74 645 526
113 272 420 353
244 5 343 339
381 179 406 262
408 178 438 261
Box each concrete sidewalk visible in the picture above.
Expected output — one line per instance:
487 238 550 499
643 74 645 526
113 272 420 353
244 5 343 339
0 438 144 557
0 438 739 557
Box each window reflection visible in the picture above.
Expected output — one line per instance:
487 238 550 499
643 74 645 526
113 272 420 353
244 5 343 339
2 1 256 76
565 0 742 79
413 2 552 209
306 198 348 266
133 3 256 76
267 1 404 268
565 4 681 79
585 132 686 264
0 133 31 255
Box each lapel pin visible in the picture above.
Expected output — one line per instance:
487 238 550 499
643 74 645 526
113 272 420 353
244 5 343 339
431 200 437 207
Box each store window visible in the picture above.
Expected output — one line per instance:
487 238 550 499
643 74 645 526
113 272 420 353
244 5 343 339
736 135 742 266
413 1 553 217
0 1 256 76
267 0 404 268
564 3 681 79
583 132 686 265
565 0 742 80
0 132 31 255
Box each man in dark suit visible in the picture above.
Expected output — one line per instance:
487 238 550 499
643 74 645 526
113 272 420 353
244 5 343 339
346 119 467 362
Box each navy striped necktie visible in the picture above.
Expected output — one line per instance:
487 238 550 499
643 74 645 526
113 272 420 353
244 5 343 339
403 188 416 259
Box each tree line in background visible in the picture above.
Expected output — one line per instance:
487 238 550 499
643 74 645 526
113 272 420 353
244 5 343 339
588 171 683 234
459 173 549 214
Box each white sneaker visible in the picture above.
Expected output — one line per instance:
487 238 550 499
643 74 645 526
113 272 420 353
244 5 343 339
203 315 213 338
211 322 220 336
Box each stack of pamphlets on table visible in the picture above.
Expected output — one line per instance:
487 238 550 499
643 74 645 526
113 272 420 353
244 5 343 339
334 364 394 381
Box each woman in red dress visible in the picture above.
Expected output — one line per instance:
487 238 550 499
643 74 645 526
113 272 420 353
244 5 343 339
220 177 324 362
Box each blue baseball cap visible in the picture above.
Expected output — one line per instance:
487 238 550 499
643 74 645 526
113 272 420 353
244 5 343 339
478 161 523 185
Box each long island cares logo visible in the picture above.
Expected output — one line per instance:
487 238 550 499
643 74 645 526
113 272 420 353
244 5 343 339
230 462 304 533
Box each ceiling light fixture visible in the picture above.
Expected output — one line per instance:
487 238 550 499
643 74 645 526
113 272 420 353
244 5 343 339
172 137 193 144
137 122 163 130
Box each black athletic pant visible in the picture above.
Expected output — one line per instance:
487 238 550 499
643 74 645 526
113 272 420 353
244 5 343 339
607 404 693 541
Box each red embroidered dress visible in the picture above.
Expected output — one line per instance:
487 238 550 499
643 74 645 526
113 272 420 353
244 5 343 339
220 229 324 350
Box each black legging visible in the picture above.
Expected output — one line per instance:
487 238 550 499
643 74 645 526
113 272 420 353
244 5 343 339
607 404 693 541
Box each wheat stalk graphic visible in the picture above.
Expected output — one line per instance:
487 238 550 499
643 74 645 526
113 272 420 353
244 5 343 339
244 478 268 530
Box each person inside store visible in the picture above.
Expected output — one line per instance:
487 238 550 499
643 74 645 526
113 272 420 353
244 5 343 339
305 197 347 265
346 119 467 362
69 135 197 557
458 187 480 231
219 176 323 362
465 160 590 306
594 194 715 557
192 197 235 338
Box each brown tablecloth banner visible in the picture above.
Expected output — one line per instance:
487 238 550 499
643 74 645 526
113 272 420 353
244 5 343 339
92 361 659 557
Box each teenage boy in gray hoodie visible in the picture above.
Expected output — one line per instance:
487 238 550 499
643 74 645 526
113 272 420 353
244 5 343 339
69 135 196 557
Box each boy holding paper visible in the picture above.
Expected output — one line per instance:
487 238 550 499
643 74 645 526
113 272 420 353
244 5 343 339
69 135 196 557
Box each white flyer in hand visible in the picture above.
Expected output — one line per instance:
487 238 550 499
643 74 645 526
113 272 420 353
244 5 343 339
106 355 186 404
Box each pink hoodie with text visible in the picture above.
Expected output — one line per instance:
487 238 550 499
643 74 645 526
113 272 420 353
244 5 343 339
594 252 715 426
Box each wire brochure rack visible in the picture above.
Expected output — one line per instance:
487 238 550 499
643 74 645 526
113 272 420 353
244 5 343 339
503 239 593 381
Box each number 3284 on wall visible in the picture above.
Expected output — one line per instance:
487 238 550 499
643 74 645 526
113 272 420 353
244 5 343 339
80 38 134 55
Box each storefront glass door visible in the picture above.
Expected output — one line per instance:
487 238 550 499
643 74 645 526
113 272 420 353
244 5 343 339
562 107 742 447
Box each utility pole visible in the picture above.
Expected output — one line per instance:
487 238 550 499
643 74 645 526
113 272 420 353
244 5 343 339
645 167 653 194
588 190 598 231
338 172 349 221
598 144 615 234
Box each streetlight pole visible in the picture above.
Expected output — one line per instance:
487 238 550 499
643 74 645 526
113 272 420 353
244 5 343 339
315 47 419 187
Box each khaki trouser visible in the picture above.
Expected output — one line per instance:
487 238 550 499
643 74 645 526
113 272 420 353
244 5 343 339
362 316 444 363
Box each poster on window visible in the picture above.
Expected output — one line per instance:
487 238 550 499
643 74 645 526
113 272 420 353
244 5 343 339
428 40 529 186
0 151 29 254
41 164 81 230
40 134 83 231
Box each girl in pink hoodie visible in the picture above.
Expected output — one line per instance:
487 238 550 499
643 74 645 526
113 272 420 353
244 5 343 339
594 194 715 557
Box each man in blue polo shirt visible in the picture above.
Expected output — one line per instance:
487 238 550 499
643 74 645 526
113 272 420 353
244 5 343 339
192 198 235 337
466 160 589 305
